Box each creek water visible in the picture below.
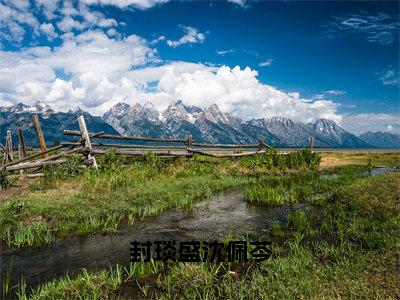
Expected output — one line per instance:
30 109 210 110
0 190 310 294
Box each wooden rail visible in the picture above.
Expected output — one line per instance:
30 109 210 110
63 130 187 143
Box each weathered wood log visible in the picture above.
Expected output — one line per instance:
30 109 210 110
91 149 193 157
191 142 260 148
26 173 44 178
6 159 67 172
63 130 187 143
37 146 86 163
78 116 98 170
3 130 13 163
61 141 187 150
68 131 105 150
187 135 193 149
1 145 64 168
32 114 49 158
18 128 27 158
187 149 267 158
309 136 314 152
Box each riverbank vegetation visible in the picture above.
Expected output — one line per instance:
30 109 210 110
15 171 400 299
1 150 399 298
0 149 319 248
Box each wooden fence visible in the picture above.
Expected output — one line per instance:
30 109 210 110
1 114 315 176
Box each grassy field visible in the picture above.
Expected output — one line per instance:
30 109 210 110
14 170 400 299
0 149 319 248
319 151 400 169
1 150 399 299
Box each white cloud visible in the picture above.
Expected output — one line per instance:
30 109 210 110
325 89 346 96
40 23 58 40
155 65 342 123
216 49 235 56
167 26 205 48
379 69 399 86
258 59 273 67
0 2 40 43
0 27 344 125
325 12 399 45
78 0 169 9
150 35 165 45
0 1 395 136
228 0 246 6
0 30 158 114
341 113 400 135
34 0 60 19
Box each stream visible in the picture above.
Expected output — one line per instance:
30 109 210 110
0 190 310 294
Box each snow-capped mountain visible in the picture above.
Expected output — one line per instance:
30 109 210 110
100 101 374 148
359 131 400 149
0 102 118 147
308 119 371 148
0 101 53 115
0 101 379 148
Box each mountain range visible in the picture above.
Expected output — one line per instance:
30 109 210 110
0 101 398 149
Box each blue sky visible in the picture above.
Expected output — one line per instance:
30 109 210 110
0 0 399 134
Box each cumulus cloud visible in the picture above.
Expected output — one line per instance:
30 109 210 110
40 23 58 40
341 113 400 135
0 0 395 135
167 26 205 48
0 30 158 114
155 65 342 123
0 26 344 124
0 1 40 43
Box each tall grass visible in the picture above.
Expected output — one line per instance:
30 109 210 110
13 172 400 299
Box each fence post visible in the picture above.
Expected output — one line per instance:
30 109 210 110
309 136 314 152
187 135 193 150
3 130 13 163
78 115 98 170
18 128 27 158
258 138 264 151
32 114 49 157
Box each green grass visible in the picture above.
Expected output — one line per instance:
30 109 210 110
3 152 400 298
0 151 320 248
13 169 400 299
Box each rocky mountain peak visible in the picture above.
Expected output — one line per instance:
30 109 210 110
162 100 193 123
33 101 53 114
311 119 344 135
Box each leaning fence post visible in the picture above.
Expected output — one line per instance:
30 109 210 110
18 128 27 158
32 114 49 158
309 136 314 152
78 115 98 170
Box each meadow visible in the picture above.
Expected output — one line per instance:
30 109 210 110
1 150 399 299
